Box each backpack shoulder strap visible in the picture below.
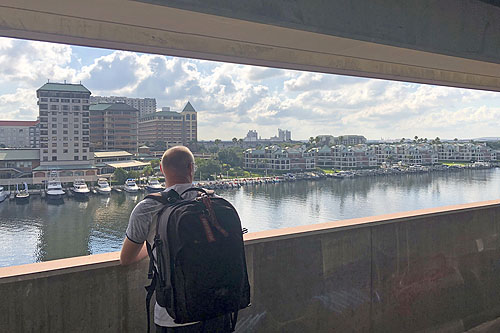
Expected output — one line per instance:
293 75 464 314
145 189 181 205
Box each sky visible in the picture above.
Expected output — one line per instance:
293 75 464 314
0 36 499 141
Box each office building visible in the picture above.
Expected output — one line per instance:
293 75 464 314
139 101 197 147
89 103 139 153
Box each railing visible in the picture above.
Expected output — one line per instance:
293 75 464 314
2 200 500 332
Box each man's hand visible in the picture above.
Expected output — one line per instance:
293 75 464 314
120 238 148 265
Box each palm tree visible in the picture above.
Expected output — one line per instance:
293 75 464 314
414 135 418 143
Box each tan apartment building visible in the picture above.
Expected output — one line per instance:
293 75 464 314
34 82 97 184
139 101 197 147
89 103 139 154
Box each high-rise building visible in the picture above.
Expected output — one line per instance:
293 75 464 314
139 101 197 147
89 103 139 153
0 120 39 148
278 128 291 141
37 82 93 165
244 130 258 142
90 96 156 118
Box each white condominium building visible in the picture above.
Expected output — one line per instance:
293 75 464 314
37 82 93 165
90 96 156 118
0 120 39 148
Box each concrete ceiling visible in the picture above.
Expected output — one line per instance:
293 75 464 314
1 0 500 91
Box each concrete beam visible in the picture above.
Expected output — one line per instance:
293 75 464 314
1 1 500 91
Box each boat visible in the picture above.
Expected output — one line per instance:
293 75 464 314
124 178 139 193
0 186 8 203
72 179 90 196
146 178 163 192
15 183 30 202
96 178 112 195
46 171 65 200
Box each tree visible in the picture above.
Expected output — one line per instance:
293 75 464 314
454 138 458 142
400 138 405 143
142 165 154 177
113 168 128 184
218 148 243 168
414 135 418 143
195 158 222 180
232 137 238 144
150 159 160 169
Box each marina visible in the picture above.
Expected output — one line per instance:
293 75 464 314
1 167 500 267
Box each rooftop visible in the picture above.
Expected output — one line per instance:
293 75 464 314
0 149 39 161
182 101 196 112
33 164 96 171
105 160 149 169
37 82 91 93
0 120 38 127
94 151 133 158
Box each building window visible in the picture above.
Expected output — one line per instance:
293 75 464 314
74 156 79 161
83 156 87 161
72 99 81 103
63 124 68 128
74 149 79 153
63 130 68 134
74 124 79 128
52 143 57 147
50 105 59 110
63 118 68 122
51 117 57 122
39 104 48 110
52 124 57 128
74 130 79 135
62 105 69 111
74 118 79 122
51 130 57 134
41 98 48 102
43 156 48 161
72 106 80 111
74 137 78 141
63 149 68 153
52 156 57 161
61 99 70 103
74 142 79 147
63 143 68 147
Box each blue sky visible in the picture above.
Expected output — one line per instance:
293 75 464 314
0 37 499 141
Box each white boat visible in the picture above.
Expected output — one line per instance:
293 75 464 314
124 178 139 193
97 178 112 195
46 171 65 199
146 178 163 192
0 186 9 203
72 179 90 196
15 183 30 202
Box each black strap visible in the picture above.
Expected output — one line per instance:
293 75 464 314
145 274 156 333
145 189 181 205
230 310 239 332
145 241 158 333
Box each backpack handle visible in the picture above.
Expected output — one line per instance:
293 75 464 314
180 187 211 196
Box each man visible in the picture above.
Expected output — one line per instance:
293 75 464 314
120 146 230 332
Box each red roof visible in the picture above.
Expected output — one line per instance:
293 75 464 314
0 120 38 127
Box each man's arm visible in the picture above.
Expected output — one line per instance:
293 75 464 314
120 238 148 265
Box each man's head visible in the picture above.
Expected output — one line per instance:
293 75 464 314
160 146 195 186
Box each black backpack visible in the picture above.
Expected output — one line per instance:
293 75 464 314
144 188 250 332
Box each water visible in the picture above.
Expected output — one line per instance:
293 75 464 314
1 169 500 267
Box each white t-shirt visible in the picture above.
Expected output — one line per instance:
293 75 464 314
126 183 198 327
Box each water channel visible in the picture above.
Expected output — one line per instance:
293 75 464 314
1 168 500 267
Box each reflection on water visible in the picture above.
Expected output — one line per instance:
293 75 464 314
1 169 500 267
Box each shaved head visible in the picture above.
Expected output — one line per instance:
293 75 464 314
161 146 194 183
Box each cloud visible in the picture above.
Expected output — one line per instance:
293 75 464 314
1 37 500 141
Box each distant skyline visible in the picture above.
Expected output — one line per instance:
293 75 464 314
0 36 499 141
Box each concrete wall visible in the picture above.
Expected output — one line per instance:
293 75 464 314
2 200 500 332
